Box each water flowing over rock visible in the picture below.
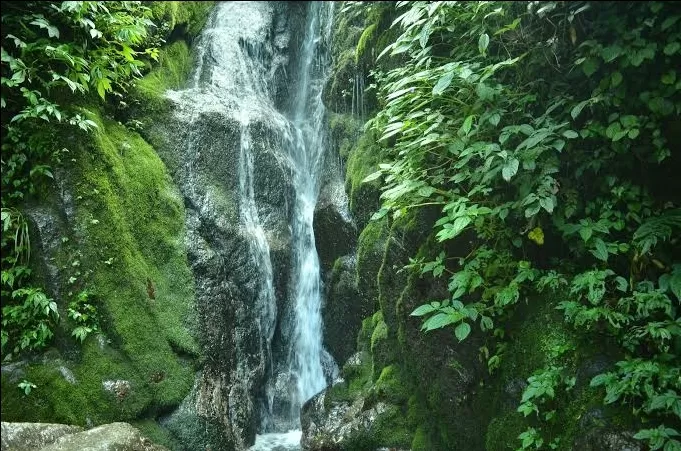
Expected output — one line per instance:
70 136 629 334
147 2 338 448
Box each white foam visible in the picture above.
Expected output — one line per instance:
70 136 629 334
249 430 302 451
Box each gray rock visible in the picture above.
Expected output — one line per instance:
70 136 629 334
322 256 369 364
313 178 356 276
39 422 167 451
301 389 396 451
1 422 82 451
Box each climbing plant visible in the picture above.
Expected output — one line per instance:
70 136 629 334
1 1 158 359
361 1 681 449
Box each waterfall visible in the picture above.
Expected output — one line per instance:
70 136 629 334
166 2 335 449
287 0 335 412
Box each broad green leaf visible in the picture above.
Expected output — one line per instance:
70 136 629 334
362 170 383 183
611 71 623 87
664 42 680 56
502 158 519 181
478 33 490 55
581 57 599 77
489 113 501 126
661 16 680 30
461 115 473 135
455 322 471 341
411 304 437 316
450 216 471 237
579 227 593 242
562 130 578 139
600 45 622 63
540 196 555 213
422 313 456 331
433 71 454 95
670 272 681 301
590 238 609 261
571 100 590 119
605 121 622 140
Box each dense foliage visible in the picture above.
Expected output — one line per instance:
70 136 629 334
359 1 681 449
1 1 158 360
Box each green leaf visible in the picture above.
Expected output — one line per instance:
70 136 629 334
502 158 519 182
600 45 622 63
661 16 680 31
411 304 437 317
579 227 593 242
562 130 578 139
478 33 490 55
455 322 471 341
450 216 472 238
422 313 456 331
480 316 493 331
540 197 555 213
661 70 677 85
615 276 628 292
590 238 609 261
362 170 383 183
461 115 474 135
611 71 623 87
571 100 590 119
581 57 600 77
433 71 454 95
605 121 622 140
1 47 12 63
670 272 681 301
664 42 680 56
489 113 501 126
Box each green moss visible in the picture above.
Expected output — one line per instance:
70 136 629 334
370 315 392 371
485 411 526 451
355 23 377 64
329 113 361 162
136 41 192 97
374 365 409 404
355 216 389 300
357 316 374 352
1 108 199 427
150 2 215 41
345 132 384 228
370 314 387 347
371 404 413 448
133 419 182 450
411 425 433 451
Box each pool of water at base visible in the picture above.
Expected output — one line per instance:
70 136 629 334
248 430 302 451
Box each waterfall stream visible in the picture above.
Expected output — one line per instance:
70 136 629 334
167 2 336 449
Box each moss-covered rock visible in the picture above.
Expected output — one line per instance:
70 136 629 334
1 109 197 433
344 132 384 231
149 2 215 44
322 256 368 364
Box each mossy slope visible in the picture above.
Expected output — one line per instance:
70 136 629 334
1 2 216 445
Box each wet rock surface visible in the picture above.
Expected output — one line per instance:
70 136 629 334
1 422 167 451
1 422 83 451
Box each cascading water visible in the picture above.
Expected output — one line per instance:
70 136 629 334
167 1 336 449
254 3 336 449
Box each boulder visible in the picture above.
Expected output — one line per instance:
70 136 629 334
1 422 82 451
39 422 167 451
1 422 167 451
